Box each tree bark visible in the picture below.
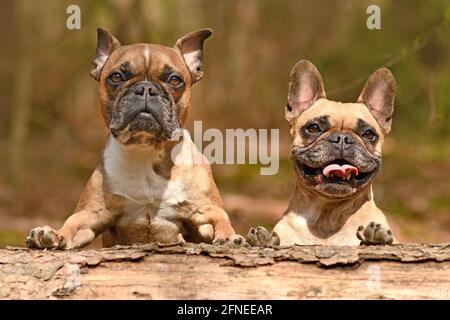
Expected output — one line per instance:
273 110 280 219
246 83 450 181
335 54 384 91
1 243 449 299
9 0 33 187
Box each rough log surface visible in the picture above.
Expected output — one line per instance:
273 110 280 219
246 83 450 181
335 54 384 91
1 243 450 299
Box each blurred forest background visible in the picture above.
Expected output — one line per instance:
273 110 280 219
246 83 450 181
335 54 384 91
0 0 449 247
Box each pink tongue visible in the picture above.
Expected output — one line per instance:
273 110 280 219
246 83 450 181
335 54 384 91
323 164 358 177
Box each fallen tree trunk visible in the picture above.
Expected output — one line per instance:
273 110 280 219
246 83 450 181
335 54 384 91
1 243 449 299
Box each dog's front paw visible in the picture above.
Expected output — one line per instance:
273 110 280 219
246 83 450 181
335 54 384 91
356 222 393 245
212 237 227 246
26 226 67 249
246 226 280 247
213 234 248 247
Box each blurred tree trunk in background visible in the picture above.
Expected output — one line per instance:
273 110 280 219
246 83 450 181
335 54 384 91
9 0 33 187
0 1 13 141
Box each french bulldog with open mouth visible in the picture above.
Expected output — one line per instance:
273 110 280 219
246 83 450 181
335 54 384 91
250 60 396 246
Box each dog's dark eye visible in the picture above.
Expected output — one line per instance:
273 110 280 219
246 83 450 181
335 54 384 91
306 123 321 134
168 75 183 87
362 129 376 140
109 72 123 84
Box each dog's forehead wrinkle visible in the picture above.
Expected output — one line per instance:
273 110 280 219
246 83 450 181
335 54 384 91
304 115 330 126
162 64 175 77
108 47 147 75
119 62 133 77
120 61 130 70
315 115 330 124
356 118 375 131
297 99 382 133
143 48 188 80
110 44 182 75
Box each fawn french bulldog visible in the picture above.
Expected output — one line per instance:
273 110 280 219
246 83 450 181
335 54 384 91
249 60 396 246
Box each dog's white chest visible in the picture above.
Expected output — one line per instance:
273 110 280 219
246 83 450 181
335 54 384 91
103 138 187 209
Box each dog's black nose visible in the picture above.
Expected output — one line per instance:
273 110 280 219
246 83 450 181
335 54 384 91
328 132 355 146
132 82 158 96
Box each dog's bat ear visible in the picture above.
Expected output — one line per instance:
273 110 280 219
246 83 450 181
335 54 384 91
358 68 396 134
174 28 213 84
286 60 326 125
90 28 121 81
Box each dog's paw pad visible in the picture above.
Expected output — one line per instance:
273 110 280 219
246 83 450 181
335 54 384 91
26 226 66 249
228 234 250 247
213 234 249 247
228 234 245 245
246 226 280 247
356 222 393 245
212 238 226 246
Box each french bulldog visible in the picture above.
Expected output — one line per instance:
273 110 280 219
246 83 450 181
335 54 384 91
250 60 396 246
26 28 240 249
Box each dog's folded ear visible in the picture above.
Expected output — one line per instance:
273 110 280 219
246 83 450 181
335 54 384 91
90 28 121 81
174 28 213 84
286 60 326 125
358 68 396 134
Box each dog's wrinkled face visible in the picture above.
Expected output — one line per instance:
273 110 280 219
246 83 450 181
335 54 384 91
90 28 212 146
285 60 395 199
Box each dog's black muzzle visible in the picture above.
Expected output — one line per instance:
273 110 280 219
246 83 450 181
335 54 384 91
109 81 180 141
